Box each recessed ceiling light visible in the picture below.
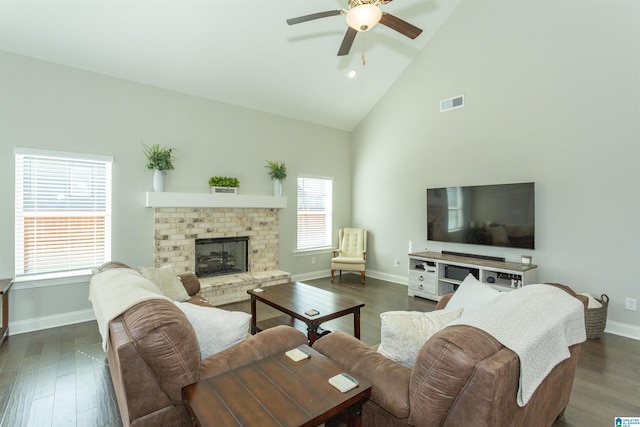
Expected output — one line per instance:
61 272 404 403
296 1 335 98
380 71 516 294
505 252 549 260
347 70 357 79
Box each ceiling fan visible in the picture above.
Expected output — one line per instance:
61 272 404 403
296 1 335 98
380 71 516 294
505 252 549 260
286 0 423 57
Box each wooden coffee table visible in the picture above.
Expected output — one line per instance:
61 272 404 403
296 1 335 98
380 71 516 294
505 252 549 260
247 281 365 345
182 345 371 427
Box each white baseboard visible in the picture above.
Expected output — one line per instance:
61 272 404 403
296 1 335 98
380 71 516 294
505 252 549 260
9 309 96 336
365 269 408 286
291 270 332 282
604 321 640 341
292 269 408 286
8 284 639 343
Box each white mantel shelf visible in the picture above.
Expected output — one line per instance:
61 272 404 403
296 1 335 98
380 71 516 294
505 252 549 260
145 192 287 209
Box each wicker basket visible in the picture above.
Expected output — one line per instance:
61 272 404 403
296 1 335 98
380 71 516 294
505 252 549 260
585 294 609 339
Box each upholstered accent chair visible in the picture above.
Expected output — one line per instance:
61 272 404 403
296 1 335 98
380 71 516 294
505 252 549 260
331 228 367 284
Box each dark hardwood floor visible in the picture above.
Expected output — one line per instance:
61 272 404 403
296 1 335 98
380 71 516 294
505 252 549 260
1 275 638 426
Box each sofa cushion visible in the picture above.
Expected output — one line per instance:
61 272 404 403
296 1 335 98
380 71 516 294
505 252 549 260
139 265 190 302
178 272 201 296
446 274 501 315
174 302 251 359
377 307 463 367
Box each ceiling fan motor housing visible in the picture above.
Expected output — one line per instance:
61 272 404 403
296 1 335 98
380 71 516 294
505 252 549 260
348 0 381 8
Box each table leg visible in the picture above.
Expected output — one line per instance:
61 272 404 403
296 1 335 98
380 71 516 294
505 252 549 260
307 321 320 346
250 295 257 335
353 308 361 340
345 401 365 427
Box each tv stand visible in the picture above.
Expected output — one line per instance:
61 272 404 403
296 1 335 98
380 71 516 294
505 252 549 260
407 251 537 302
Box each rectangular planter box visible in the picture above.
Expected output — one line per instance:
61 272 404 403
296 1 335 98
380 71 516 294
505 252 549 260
211 186 238 195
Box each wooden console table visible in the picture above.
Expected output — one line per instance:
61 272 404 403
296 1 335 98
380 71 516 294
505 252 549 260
0 278 14 346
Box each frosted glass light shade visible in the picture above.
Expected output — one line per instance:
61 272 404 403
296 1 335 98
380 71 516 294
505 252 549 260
346 4 382 32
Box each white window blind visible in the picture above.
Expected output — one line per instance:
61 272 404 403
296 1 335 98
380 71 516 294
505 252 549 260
297 176 333 250
15 148 113 277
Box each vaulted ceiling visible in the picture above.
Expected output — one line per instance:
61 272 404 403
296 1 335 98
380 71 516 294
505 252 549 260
0 0 460 131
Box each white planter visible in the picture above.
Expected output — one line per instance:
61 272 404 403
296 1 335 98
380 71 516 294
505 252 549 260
153 169 164 192
273 180 282 197
211 186 238 195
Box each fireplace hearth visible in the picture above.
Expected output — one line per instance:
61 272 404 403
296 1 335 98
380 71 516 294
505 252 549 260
195 237 249 278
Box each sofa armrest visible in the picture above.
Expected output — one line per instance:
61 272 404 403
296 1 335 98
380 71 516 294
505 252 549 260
545 282 588 311
199 326 307 378
312 332 411 419
109 317 175 422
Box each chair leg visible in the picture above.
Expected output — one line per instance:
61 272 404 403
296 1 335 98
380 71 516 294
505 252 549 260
361 271 365 284
331 269 335 282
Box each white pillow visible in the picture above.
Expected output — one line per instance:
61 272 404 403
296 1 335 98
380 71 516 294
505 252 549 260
139 265 190 302
446 274 501 315
377 307 463 368
174 302 251 359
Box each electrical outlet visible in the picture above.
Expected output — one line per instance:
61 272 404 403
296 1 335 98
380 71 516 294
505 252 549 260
393 259 400 267
625 298 637 311
311 256 316 265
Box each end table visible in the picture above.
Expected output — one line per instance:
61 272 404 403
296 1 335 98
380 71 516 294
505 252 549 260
0 278 14 346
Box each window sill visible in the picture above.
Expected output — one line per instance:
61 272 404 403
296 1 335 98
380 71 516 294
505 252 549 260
14 269 93 290
292 248 337 257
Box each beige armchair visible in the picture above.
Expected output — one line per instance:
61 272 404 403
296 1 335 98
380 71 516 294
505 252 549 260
331 227 367 284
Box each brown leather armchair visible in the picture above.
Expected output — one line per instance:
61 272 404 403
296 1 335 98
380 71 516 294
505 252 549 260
95 264 307 427
313 283 587 427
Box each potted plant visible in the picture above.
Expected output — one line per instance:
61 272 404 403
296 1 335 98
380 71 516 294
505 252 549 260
265 160 287 196
209 176 240 194
143 143 175 192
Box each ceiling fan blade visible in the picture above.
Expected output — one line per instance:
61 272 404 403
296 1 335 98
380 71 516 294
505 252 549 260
287 10 342 25
337 27 358 56
379 13 423 39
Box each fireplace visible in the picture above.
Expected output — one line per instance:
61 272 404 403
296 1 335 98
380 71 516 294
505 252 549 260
195 237 249 278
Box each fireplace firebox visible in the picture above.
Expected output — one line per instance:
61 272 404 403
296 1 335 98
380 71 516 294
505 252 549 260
195 237 249 278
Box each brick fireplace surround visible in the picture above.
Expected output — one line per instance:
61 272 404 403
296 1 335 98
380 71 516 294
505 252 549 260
152 206 290 305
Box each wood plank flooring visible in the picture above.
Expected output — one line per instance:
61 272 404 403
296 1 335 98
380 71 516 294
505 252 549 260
0 275 638 426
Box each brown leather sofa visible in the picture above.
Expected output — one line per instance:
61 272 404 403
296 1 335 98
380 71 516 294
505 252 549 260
98 265 307 427
313 283 587 427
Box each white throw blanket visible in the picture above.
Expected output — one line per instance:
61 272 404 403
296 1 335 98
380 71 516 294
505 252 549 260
448 284 586 406
89 268 170 351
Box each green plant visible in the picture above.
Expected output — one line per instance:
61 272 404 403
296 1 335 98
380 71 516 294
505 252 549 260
208 176 240 188
142 143 175 173
265 160 287 181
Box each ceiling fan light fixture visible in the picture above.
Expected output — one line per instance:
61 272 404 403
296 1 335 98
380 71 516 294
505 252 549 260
346 4 382 32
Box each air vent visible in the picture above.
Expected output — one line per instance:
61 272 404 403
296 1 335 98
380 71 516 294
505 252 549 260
440 94 464 112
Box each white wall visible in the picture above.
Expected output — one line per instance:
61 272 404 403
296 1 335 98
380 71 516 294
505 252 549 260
0 52 351 332
352 1 640 334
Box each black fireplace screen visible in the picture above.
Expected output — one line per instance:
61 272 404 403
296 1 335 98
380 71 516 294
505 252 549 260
195 237 248 278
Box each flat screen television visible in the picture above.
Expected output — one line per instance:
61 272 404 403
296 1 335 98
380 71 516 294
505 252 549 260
427 182 535 250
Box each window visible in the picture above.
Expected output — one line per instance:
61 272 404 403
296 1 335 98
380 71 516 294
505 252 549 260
15 148 113 277
447 187 464 231
297 176 333 251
